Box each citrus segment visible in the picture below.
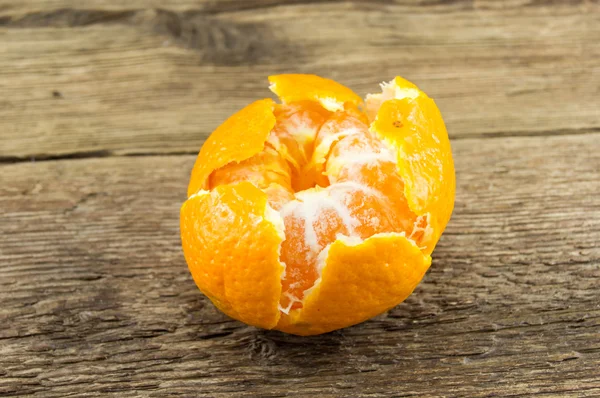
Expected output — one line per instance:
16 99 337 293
277 182 401 313
270 101 330 191
276 233 432 336
309 110 369 187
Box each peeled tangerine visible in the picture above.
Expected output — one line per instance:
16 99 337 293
180 74 455 336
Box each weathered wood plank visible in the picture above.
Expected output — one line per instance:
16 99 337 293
1 2 599 159
0 0 598 14
0 0 245 13
1 133 599 396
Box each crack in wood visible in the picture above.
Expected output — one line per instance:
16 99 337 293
0 150 197 165
2 129 598 165
0 8 136 28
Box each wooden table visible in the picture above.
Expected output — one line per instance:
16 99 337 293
1 1 599 396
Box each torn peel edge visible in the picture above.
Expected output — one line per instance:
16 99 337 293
319 96 346 112
268 74 362 113
182 183 287 330
197 99 335 198
365 79 439 239
274 231 432 335
271 89 349 113
186 98 277 198
362 123 437 250
365 77 423 122
237 197 287 329
196 77 367 198
180 189 240 323
269 81 346 112
186 189 211 202
365 79 421 208
263 201 289 321
277 239 332 316
278 231 425 318
378 133 422 215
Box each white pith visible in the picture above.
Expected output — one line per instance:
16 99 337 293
312 126 362 166
263 201 290 316
187 189 210 200
319 96 345 112
278 80 429 311
365 79 421 122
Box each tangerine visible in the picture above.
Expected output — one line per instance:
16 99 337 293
180 74 455 335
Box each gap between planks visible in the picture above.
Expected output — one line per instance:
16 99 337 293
2 129 599 165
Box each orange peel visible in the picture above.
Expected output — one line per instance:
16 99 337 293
181 74 455 335
268 74 362 112
187 99 276 198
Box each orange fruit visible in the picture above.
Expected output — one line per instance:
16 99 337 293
180 74 455 335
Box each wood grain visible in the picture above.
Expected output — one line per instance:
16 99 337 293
0 0 598 14
1 1 599 159
1 133 599 397
2 0 600 396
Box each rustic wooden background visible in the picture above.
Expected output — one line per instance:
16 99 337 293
1 0 599 396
